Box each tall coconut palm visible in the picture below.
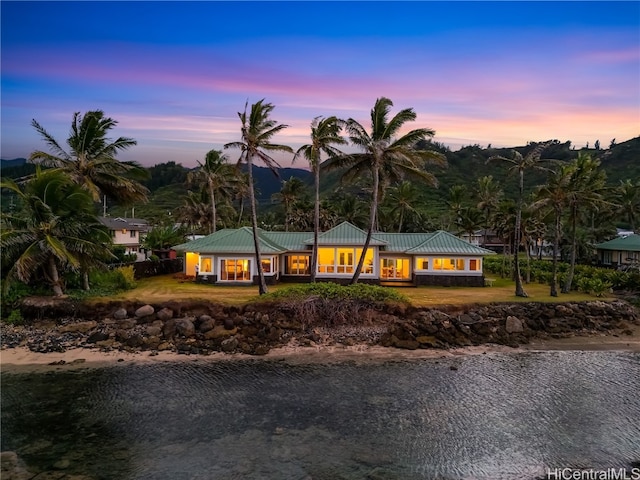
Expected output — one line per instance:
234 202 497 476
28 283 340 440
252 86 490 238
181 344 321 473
294 116 347 281
29 110 149 205
224 100 293 294
616 179 640 232
272 177 308 232
562 153 607 292
384 181 422 232
533 164 574 297
488 141 552 297
323 97 445 284
475 175 503 247
187 149 237 234
1 168 112 296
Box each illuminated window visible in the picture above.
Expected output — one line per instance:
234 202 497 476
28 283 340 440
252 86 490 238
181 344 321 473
317 248 373 275
220 259 251 281
261 258 271 273
470 259 479 271
416 258 429 270
286 255 310 275
381 258 409 279
201 257 213 273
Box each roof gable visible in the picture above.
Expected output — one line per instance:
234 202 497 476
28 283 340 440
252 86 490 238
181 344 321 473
308 221 387 246
174 228 286 254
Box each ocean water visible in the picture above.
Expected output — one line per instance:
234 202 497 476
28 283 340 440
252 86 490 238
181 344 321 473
1 351 639 480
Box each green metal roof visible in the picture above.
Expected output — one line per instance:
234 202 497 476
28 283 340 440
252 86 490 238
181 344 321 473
264 232 311 251
174 227 286 254
595 234 640 252
307 221 387 246
174 223 495 256
374 233 434 252
404 230 496 255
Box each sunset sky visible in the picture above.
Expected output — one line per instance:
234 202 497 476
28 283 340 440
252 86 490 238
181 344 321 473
1 1 638 168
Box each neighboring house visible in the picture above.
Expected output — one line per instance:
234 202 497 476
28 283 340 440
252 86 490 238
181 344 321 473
595 234 640 270
173 221 495 287
99 216 150 262
460 229 507 253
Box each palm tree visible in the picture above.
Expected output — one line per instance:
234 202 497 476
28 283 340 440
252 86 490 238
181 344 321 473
446 185 468 230
224 100 293 294
1 168 112 296
329 195 369 228
475 175 503 247
187 149 237 234
562 153 607 292
533 164 574 296
272 177 308 231
177 190 212 234
616 179 640 232
29 110 149 205
385 181 422 232
323 97 445 284
294 116 347 281
488 141 552 297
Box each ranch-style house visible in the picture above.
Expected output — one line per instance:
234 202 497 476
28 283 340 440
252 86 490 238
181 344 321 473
173 222 495 287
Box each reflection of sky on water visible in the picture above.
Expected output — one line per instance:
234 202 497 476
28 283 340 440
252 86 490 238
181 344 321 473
2 352 639 479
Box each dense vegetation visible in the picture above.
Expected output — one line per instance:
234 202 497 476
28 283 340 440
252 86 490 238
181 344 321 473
1 102 639 302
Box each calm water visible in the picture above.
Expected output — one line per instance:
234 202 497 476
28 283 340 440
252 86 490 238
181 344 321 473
1 352 639 480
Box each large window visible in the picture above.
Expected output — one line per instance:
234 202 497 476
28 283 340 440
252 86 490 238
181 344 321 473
285 255 310 275
201 257 213 273
317 247 373 275
381 258 410 280
433 258 465 271
416 258 429 270
220 259 251 281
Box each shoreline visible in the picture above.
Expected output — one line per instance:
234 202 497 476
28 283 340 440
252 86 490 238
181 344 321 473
2 327 639 374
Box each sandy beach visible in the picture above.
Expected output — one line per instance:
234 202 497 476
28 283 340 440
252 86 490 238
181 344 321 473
2 325 639 374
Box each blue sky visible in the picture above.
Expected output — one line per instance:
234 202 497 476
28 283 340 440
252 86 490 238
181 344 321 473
2 1 638 168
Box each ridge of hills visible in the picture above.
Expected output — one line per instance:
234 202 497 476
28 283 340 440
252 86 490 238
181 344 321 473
2 136 638 221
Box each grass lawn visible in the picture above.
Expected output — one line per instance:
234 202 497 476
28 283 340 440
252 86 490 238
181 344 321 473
89 274 608 307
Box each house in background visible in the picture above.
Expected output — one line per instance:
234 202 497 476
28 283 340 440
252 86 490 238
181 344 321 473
173 221 495 287
99 217 150 261
595 234 640 270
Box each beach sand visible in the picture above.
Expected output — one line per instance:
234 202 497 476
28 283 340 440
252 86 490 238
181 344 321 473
2 324 639 374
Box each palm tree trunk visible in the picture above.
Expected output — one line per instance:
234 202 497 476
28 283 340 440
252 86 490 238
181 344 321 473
397 209 404 233
48 256 64 297
351 165 379 285
82 270 90 291
310 165 319 282
210 184 217 234
550 208 561 297
562 205 578 293
247 160 268 295
514 170 527 297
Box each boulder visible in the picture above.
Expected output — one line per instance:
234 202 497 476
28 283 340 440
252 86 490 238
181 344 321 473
199 317 216 333
505 316 524 333
223 317 235 330
175 318 196 338
135 305 154 318
204 325 238 340
117 318 137 330
86 331 110 344
58 321 98 334
157 307 174 321
221 337 239 352
113 308 128 320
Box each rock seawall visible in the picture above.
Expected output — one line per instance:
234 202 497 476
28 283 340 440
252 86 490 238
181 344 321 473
2 300 638 356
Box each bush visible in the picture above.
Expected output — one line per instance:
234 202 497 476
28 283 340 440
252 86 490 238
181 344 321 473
260 283 410 329
264 282 409 304
5 309 24 325
114 266 137 290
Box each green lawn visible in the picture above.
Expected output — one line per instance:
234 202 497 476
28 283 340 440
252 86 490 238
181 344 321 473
88 274 607 307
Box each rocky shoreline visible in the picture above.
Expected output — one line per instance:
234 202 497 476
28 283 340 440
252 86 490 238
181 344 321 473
2 298 639 358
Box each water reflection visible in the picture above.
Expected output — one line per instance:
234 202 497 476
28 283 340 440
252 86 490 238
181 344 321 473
2 352 639 479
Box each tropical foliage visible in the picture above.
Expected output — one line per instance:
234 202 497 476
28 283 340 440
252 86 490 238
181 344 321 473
225 99 294 294
1 168 113 296
29 110 149 205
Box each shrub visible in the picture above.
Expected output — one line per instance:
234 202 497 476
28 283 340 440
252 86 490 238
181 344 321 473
114 266 137 290
260 283 409 329
5 309 24 325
